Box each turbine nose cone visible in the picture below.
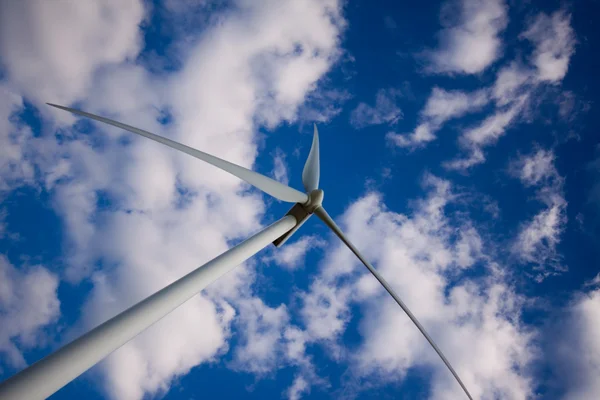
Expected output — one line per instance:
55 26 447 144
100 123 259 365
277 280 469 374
310 189 324 206
304 189 324 213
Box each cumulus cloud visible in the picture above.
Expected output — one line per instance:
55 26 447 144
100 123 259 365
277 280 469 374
266 235 325 270
0 256 60 369
231 298 290 374
521 10 576 83
0 0 145 106
549 289 600 399
286 375 310 400
425 0 508 75
0 2 588 400
0 87 34 191
226 284 325 398
350 88 402 129
0 0 346 398
291 176 535 399
388 87 489 148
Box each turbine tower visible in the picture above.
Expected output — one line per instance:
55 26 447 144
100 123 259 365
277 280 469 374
0 104 473 400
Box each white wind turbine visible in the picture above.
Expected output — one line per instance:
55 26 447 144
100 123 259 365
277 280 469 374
0 104 473 400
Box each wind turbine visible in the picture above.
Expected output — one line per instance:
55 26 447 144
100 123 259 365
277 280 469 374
0 104 473 400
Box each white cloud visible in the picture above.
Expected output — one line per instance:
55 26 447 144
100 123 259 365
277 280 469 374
287 375 310 400
350 88 402 129
417 8 575 170
510 149 567 280
425 0 508 74
0 0 145 106
387 123 436 148
514 201 566 268
0 87 34 191
445 94 528 170
521 10 576 83
0 3 587 400
298 87 352 123
301 279 351 342
267 235 325 270
492 62 532 106
0 0 346 398
550 289 600 399
294 176 535 399
271 148 290 186
0 256 60 369
98 292 234 400
454 225 483 268
585 273 600 288
231 298 289 374
388 87 489 148
227 289 324 399
462 98 524 147
509 149 557 187
421 88 489 124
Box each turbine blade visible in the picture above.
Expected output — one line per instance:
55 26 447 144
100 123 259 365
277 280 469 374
314 206 473 400
47 103 308 204
302 124 320 192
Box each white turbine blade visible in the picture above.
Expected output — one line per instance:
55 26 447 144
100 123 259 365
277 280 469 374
301 124 320 192
47 103 308 204
314 206 473 400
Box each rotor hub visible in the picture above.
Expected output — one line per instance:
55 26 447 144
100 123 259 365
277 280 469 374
303 189 324 213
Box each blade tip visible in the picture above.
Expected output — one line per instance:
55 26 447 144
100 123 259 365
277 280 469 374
46 103 64 110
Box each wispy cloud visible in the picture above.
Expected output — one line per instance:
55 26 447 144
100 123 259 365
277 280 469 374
290 176 535 398
445 95 528 170
396 5 577 172
0 256 60 369
444 10 577 171
509 149 558 187
388 87 489 148
492 62 532 106
272 148 290 186
298 87 352 123
350 88 402 129
509 149 567 280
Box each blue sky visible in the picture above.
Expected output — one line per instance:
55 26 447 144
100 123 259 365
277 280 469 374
0 0 599 399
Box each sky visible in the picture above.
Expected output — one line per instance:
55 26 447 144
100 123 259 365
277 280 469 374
0 0 599 399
